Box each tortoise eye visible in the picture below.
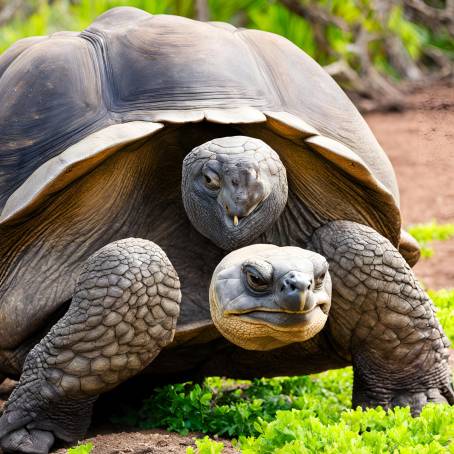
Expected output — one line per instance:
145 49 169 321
244 268 270 293
203 173 220 190
314 272 326 291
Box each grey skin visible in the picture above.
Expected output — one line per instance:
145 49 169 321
0 239 182 453
182 135 454 413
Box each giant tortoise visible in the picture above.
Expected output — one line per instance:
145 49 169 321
0 7 452 453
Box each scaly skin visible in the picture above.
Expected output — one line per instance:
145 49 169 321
0 238 181 453
0 323 64 380
308 221 453 413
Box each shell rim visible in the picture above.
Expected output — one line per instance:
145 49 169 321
0 108 398 227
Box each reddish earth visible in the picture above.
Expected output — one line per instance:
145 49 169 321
366 83 454 289
1 84 453 453
53 430 239 454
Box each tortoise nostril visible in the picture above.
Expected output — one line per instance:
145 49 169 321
289 283 296 292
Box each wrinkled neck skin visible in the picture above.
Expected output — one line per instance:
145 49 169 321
258 189 325 248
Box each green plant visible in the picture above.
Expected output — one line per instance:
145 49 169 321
408 221 454 258
112 369 353 437
239 404 454 453
67 442 93 454
187 436 225 454
388 5 426 59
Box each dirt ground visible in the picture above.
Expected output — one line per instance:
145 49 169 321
366 83 454 289
53 430 239 454
1 84 453 454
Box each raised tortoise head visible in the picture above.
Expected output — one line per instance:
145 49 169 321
209 244 331 351
182 136 288 250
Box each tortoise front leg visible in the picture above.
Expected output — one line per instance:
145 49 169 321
308 221 453 414
0 238 181 454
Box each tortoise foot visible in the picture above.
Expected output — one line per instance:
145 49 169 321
352 349 454 416
0 238 181 453
310 220 453 416
354 382 454 416
0 429 54 454
390 387 453 415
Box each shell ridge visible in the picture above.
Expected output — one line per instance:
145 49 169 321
80 29 115 114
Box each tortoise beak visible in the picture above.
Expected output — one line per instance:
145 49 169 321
276 271 315 313
218 186 265 227
217 164 267 227
221 204 261 228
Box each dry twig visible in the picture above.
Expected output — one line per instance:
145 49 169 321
277 0 349 32
196 0 210 21
0 0 22 26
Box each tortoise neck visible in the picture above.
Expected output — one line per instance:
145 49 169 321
259 189 324 247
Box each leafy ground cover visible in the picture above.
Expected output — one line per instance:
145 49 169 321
429 289 454 350
67 443 93 454
113 370 353 438
239 404 454 454
111 368 453 453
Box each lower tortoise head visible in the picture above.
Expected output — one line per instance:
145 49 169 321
181 136 288 250
209 244 331 351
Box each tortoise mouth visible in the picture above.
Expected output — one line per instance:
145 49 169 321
206 199 274 251
220 199 265 230
227 303 327 329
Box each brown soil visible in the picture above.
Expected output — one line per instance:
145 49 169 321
52 430 238 454
1 84 453 454
366 83 454 289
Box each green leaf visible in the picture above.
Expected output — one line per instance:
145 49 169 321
408 221 454 259
67 443 93 454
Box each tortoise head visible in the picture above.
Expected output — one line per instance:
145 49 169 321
181 136 288 250
209 244 331 350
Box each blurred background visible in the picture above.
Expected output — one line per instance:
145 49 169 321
0 0 453 110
